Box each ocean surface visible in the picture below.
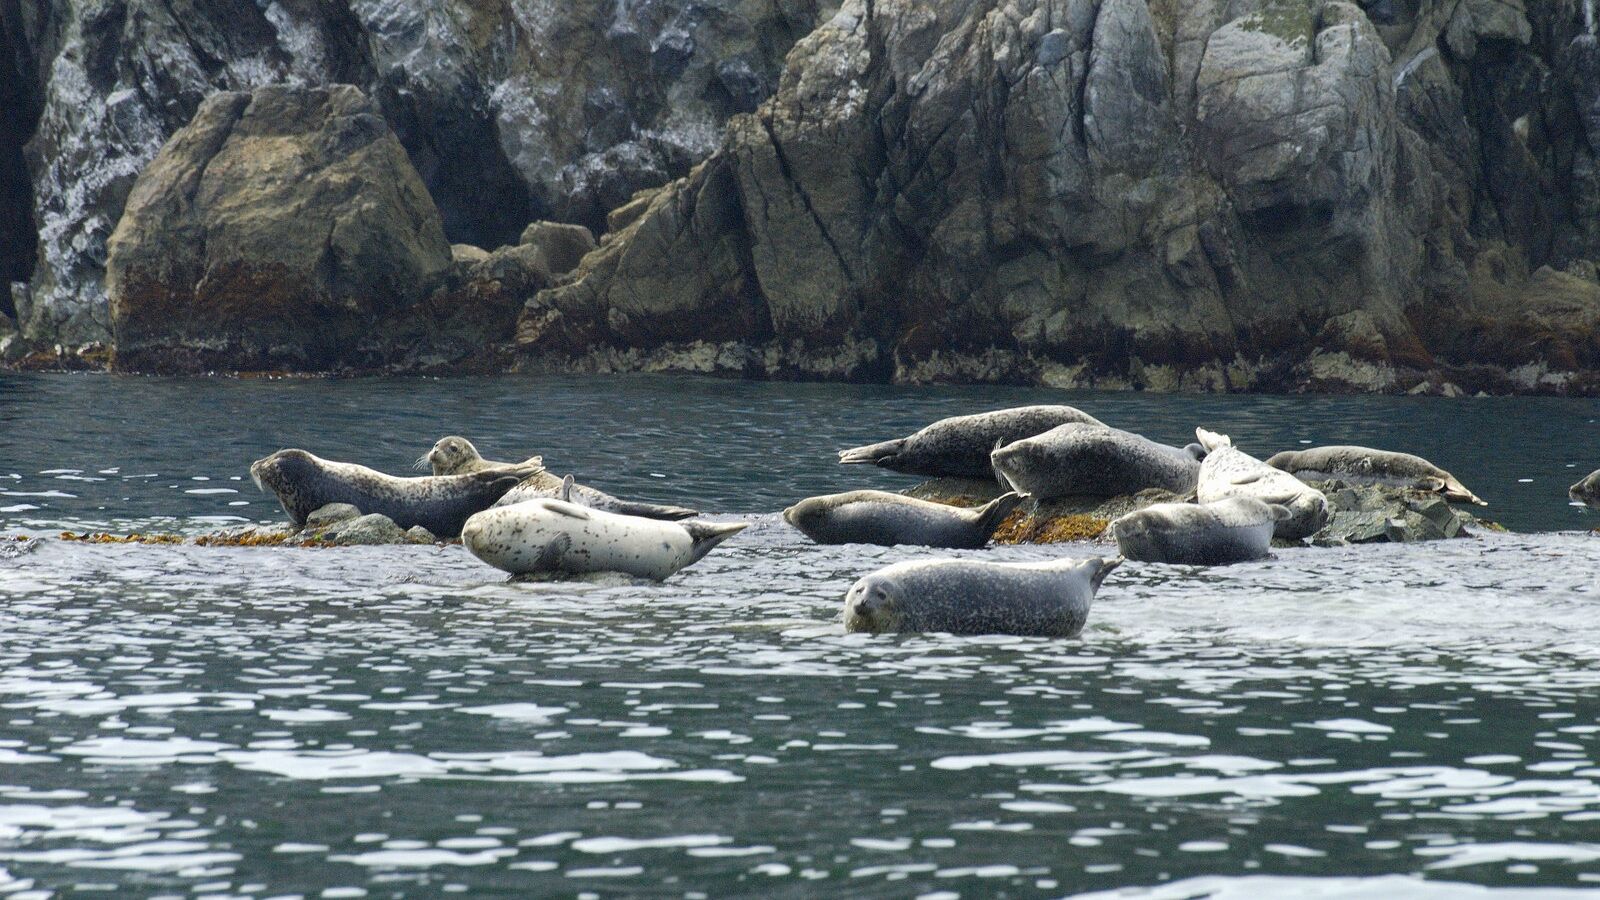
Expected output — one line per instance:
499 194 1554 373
0 372 1597 898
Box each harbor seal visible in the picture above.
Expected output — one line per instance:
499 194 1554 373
1266 445 1486 505
783 490 1024 548
842 556 1121 637
838 405 1105 478
1571 468 1600 508
422 435 698 520
989 424 1202 500
1111 498 1290 566
460 490 747 580
249 449 541 538
1195 429 1329 540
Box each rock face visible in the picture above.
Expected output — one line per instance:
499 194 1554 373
2 0 839 349
515 0 1600 394
107 85 451 373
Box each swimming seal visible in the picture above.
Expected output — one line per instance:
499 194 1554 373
838 406 1106 478
843 556 1121 637
249 449 540 538
1571 468 1600 508
422 435 698 520
783 490 1024 548
1111 498 1290 566
461 488 747 580
1195 429 1329 540
1266 445 1485 505
989 424 1202 500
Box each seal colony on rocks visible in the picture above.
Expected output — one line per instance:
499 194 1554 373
990 424 1203 500
783 490 1024 548
1195 428 1330 541
1111 498 1289 566
1267 446 1486 505
250 449 541 537
838 406 1105 479
843 556 1122 637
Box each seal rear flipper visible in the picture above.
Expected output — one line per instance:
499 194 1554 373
1080 556 1123 592
838 438 905 467
1267 504 1293 521
1442 477 1487 506
684 521 749 564
973 491 1025 539
1195 428 1232 452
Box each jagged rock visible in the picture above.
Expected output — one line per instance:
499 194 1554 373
321 513 406 545
304 503 363 532
106 85 452 373
517 222 597 276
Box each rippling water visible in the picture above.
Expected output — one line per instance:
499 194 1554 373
0 373 1598 897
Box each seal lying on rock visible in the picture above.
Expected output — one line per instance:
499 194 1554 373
423 435 698 520
461 479 746 580
1111 498 1289 566
250 449 540 537
843 556 1121 637
1195 429 1329 540
783 490 1024 548
1571 468 1600 508
990 424 1202 500
1266 445 1486 505
838 406 1105 478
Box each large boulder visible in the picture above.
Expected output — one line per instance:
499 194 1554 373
106 85 451 373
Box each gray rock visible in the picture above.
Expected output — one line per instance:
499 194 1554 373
403 525 438 545
304 503 363 532
323 513 405 545
517 222 597 276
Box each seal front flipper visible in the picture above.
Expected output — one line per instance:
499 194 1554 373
560 474 575 503
535 533 572 572
838 438 905 467
973 491 1025 540
607 499 701 521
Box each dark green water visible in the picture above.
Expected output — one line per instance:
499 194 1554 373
0 373 1598 898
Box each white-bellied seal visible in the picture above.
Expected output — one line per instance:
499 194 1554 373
1195 428 1329 540
461 486 747 580
422 435 698 520
1266 445 1486 505
838 405 1105 478
989 424 1202 500
249 449 541 538
783 490 1024 548
1111 498 1290 566
843 556 1121 637
1571 468 1600 508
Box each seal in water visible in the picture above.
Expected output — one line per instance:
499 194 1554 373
1266 445 1486 505
461 479 746 580
1111 497 1290 566
1571 468 1600 508
249 449 541 538
422 435 698 520
843 556 1121 637
418 436 542 475
1195 428 1329 540
838 405 1105 478
783 490 1024 548
989 424 1202 500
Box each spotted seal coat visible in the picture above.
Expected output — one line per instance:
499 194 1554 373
1571 468 1600 508
843 556 1121 637
783 490 1024 548
1266 445 1485 505
1111 498 1290 566
1195 429 1329 540
422 435 698 520
249 449 540 537
838 405 1105 478
989 424 1202 500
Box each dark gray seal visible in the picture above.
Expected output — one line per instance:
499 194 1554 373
838 405 1105 478
1571 468 1600 508
422 435 698 520
843 556 1121 637
1111 498 1289 566
1266 445 1485 505
989 424 1202 500
250 449 540 538
783 490 1024 548
1196 428 1329 541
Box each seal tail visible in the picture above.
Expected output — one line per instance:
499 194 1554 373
838 438 905 467
972 491 1026 539
684 521 749 564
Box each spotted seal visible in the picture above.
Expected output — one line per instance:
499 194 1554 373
1266 445 1485 505
1571 468 1600 508
838 405 1105 478
250 449 540 537
461 481 746 580
989 424 1203 500
422 435 698 520
1111 498 1290 566
1195 428 1329 540
843 556 1121 637
783 490 1024 548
